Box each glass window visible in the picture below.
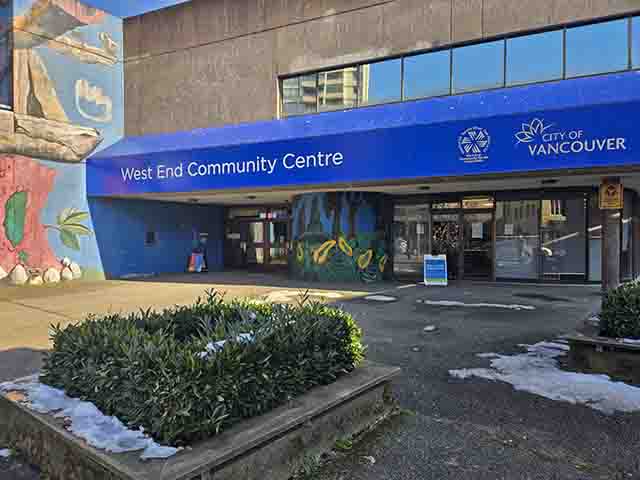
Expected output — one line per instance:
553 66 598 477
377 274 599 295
403 50 451 99
282 74 317 117
248 222 264 243
359 59 401 106
318 67 359 112
507 30 563 86
541 197 586 281
452 40 505 94
588 194 602 282
566 19 629 78
393 205 430 276
622 190 634 281
495 200 540 279
633 17 640 68
462 197 494 209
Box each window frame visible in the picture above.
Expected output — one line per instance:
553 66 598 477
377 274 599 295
280 15 637 118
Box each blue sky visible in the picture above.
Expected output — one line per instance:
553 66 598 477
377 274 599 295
81 0 190 18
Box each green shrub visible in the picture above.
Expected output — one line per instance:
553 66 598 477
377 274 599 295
599 281 640 339
41 291 365 446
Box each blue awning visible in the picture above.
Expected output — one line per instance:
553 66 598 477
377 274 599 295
88 71 640 197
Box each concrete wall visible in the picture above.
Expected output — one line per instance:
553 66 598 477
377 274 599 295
89 198 224 279
123 0 640 136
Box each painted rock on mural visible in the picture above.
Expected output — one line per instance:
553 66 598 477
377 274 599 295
29 275 44 286
61 267 73 281
0 266 6 281
70 262 82 280
43 268 61 284
9 265 28 285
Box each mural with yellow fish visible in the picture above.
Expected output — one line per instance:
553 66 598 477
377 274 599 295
291 192 391 283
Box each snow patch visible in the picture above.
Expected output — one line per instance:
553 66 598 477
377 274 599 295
450 341 640 414
365 295 397 302
420 300 535 311
0 448 11 458
0 380 179 459
622 338 640 345
199 333 255 359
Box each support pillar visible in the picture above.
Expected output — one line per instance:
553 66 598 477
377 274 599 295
601 178 621 292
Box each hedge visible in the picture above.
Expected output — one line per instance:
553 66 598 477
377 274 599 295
600 281 640 339
41 291 365 446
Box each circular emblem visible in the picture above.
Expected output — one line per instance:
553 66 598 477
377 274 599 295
458 127 491 163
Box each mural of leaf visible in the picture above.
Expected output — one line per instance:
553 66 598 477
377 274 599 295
60 230 81 250
60 223 92 236
59 208 90 226
3 191 28 248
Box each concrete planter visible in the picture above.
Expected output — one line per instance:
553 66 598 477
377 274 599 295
566 333 640 384
0 362 399 480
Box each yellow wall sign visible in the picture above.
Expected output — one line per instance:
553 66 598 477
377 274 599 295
599 181 623 210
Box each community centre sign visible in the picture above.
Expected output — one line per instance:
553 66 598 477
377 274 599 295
87 102 637 196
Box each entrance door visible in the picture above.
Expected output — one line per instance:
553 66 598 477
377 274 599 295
462 212 494 279
245 221 266 268
431 213 460 280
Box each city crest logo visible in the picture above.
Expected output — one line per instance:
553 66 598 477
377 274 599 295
458 127 491 163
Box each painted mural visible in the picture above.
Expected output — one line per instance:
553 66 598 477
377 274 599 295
0 0 123 286
291 192 391 283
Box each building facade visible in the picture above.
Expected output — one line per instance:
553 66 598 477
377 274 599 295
2 0 640 287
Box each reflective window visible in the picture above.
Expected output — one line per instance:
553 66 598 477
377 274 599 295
452 40 505 93
403 50 451 99
393 205 430 276
318 67 359 112
622 190 634 281
359 59 401 106
282 75 317 116
541 197 586 281
507 30 563 86
633 17 640 68
588 194 602 282
496 200 540 279
566 19 629 78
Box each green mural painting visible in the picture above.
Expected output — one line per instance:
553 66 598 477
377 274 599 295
291 192 390 283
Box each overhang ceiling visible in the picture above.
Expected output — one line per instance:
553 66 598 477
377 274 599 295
115 171 640 206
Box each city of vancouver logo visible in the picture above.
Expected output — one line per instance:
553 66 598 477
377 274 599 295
515 117 627 156
458 127 490 163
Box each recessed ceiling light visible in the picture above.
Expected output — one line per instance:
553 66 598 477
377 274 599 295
247 195 257 200
541 179 558 185
418 186 431 191
188 198 199 203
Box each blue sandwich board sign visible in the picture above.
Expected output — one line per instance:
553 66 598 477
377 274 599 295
424 255 448 286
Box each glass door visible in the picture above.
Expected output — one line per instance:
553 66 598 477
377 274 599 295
393 204 430 276
245 221 266 267
267 221 290 268
462 212 493 279
431 213 460 280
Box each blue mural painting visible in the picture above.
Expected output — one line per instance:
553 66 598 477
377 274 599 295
291 192 391 283
0 0 123 285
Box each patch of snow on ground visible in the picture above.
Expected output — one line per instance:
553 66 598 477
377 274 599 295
365 295 397 302
0 380 179 459
622 338 640 345
450 341 640 414
421 300 535 311
0 449 11 458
